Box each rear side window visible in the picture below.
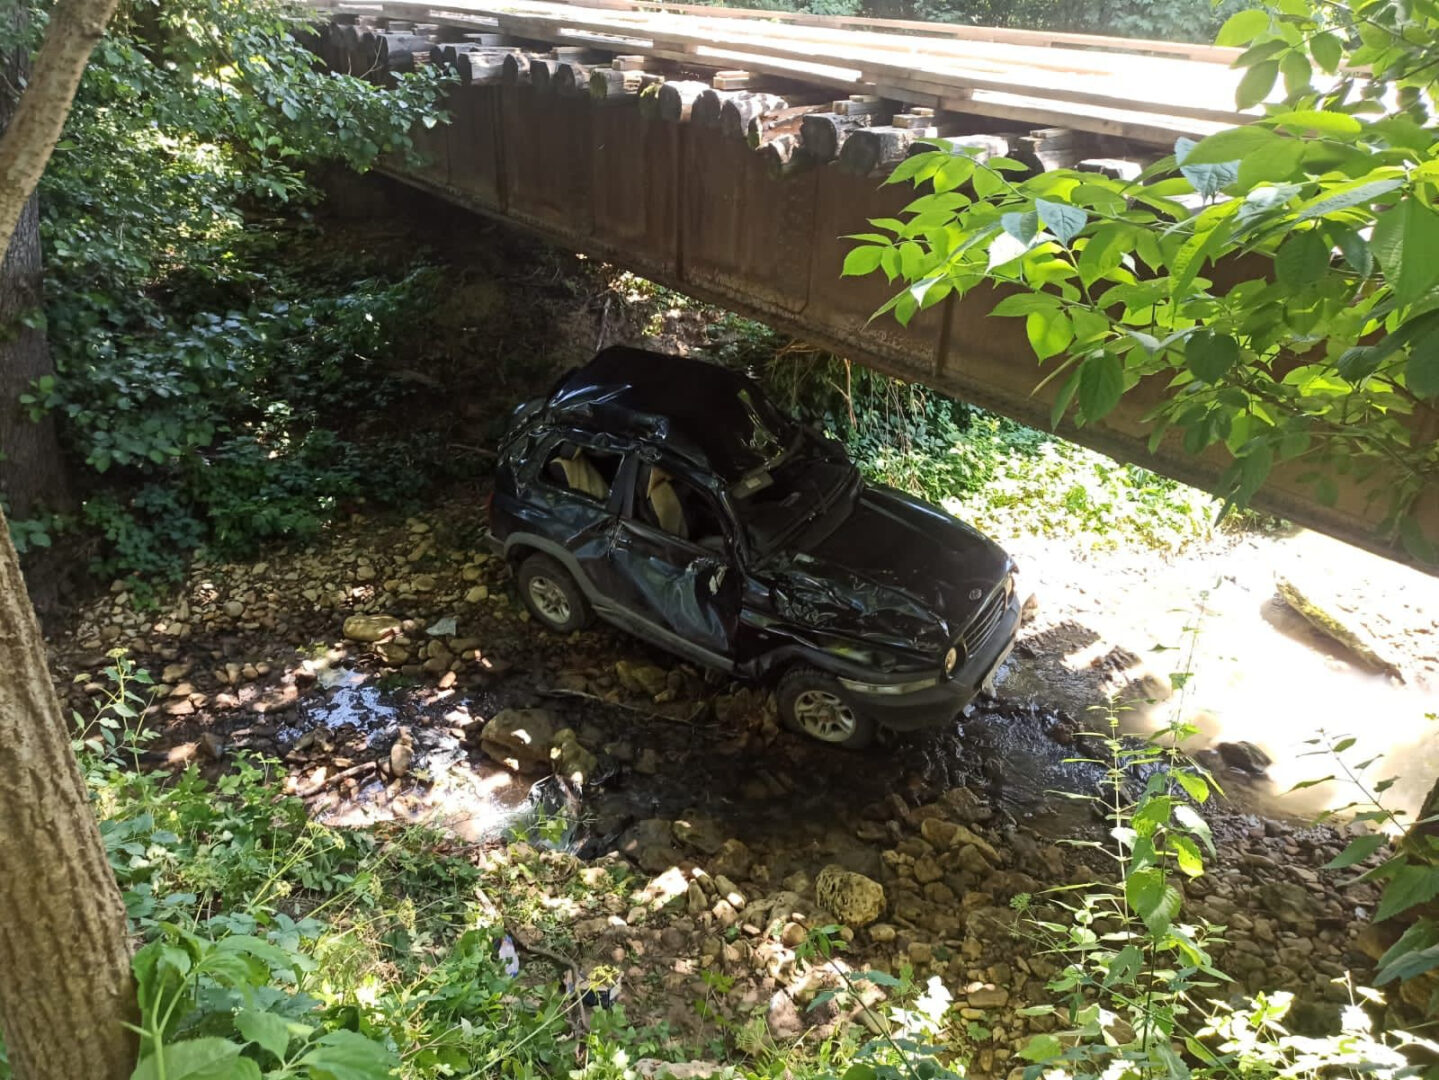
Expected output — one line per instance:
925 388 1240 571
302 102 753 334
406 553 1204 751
540 441 623 505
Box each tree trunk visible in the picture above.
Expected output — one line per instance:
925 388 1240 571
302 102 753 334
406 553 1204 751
0 2 136 1076
0 3 77 618
0 514 137 1080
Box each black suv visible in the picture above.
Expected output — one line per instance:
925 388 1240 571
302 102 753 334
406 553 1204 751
487 347 1020 748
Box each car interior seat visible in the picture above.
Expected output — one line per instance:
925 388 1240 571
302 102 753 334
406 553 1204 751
552 448 609 501
646 466 689 540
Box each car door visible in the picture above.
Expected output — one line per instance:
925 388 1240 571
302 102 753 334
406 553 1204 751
520 431 628 596
603 457 740 670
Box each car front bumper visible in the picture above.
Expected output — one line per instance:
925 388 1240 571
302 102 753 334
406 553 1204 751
838 591 1021 732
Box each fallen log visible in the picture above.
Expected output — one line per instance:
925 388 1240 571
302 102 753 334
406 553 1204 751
529 56 560 92
1275 576 1405 682
692 88 740 128
746 103 826 148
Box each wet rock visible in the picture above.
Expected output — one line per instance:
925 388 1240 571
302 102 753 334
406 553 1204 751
709 839 754 881
674 816 728 855
868 923 896 943
635 747 661 774
616 660 669 698
815 865 886 927
621 819 684 875
198 732 225 761
1218 741 1272 775
480 707 558 772
464 585 489 603
389 727 414 779
551 728 597 785
343 614 402 643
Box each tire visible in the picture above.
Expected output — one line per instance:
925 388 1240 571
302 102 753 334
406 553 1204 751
516 553 591 633
777 667 876 750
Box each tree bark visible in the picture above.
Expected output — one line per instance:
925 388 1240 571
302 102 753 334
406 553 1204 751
0 1 136 1077
0 515 137 1080
0 0 121 248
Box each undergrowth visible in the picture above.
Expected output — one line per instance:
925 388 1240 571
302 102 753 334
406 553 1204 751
702 316 1227 554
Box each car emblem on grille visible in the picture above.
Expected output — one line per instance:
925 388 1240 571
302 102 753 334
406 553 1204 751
968 587 983 601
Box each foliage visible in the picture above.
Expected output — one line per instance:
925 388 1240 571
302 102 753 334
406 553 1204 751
12 0 453 586
1301 729 1439 1006
709 318 1219 551
846 0 1439 563
1010 615 1436 1080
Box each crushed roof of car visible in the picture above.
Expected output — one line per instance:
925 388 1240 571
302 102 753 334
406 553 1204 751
546 346 796 480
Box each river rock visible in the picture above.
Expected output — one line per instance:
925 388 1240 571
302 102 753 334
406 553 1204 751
674 816 728 855
616 660 669 698
621 819 684 874
480 708 559 772
815 865 886 927
1218 741 1272 775
343 614 402 642
709 838 753 880
551 727 597 785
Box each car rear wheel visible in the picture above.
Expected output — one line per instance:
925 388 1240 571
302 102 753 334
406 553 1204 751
777 668 875 750
517 553 591 633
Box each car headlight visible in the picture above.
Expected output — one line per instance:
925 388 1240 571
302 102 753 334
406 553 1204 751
943 646 959 677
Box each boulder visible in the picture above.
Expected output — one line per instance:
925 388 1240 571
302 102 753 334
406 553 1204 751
815 865 886 927
343 614 402 642
1218 741 1272 775
480 708 559 773
673 816 728 855
620 819 684 874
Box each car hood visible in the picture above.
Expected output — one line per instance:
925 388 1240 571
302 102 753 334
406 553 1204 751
766 486 1012 654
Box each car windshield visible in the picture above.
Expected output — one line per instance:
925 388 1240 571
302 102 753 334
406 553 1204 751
730 435 857 555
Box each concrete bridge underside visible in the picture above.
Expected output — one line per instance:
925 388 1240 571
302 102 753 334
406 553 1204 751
379 83 1438 570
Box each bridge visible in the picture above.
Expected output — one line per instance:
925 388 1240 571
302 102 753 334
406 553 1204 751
308 0 1439 570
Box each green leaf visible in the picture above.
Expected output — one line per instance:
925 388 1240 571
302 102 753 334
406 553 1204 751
1104 944 1143 986
1324 834 1387 869
1126 867 1182 934
1187 332 1239 383
1279 50 1312 96
131 1039 256 1080
1215 8 1269 46
1237 138 1305 187
1176 772 1210 804
1276 230 1330 289
1371 198 1439 305
1407 332 1439 398
1270 110 1361 136
1237 60 1280 109
1171 834 1205 878
1297 178 1403 222
842 1066 879 1080
1026 311 1074 361
1183 126 1282 166
842 246 884 277
298 1030 398 1080
1174 803 1215 855
1035 198 1088 245
1077 353 1124 421
990 292 1060 317
1134 795 1173 837
1018 1034 1064 1064
1376 919 1439 983
1374 862 1439 923
1310 31 1343 73
236 1009 295 1062
1378 944 1439 983
1002 210 1038 245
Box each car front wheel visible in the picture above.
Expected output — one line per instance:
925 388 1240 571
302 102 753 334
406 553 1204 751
777 668 876 750
517 553 591 633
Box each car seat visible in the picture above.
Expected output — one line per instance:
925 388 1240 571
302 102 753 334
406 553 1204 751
552 448 609 500
646 466 689 540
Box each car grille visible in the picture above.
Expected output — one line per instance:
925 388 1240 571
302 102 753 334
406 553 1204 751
962 576 1012 655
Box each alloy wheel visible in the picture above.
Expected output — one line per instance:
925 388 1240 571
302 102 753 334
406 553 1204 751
527 575 572 625
791 688 858 743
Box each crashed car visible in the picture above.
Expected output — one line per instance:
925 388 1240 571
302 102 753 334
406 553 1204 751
486 346 1020 748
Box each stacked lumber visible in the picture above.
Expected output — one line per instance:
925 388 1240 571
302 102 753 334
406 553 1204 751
314 6 1161 184
306 0 1273 144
